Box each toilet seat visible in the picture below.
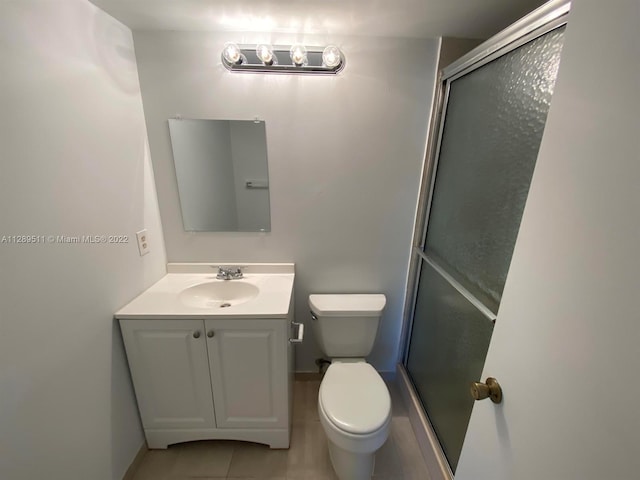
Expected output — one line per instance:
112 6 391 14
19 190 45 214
319 362 391 435
319 395 391 455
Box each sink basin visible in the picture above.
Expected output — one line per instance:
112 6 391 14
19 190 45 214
179 281 259 308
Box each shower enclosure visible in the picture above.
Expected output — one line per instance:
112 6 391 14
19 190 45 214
401 1 569 475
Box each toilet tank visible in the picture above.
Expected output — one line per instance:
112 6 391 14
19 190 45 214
309 294 386 358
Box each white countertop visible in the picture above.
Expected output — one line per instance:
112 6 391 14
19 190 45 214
115 263 294 319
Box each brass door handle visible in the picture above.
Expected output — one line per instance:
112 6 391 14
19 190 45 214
470 377 502 404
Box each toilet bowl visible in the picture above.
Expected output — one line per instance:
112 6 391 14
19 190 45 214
309 294 390 480
318 361 391 480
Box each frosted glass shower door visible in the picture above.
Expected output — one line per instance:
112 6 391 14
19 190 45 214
405 25 565 472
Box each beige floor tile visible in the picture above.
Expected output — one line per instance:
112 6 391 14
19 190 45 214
391 418 432 480
166 477 226 480
385 378 409 418
227 441 288 478
286 422 337 479
292 380 321 423
131 450 175 480
286 472 339 480
373 434 404 477
227 478 286 480
227 477 285 480
131 448 179 480
133 381 427 480
169 440 234 477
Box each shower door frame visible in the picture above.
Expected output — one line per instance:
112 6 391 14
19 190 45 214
398 1 571 478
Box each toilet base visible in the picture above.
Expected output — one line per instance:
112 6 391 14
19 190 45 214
327 440 376 480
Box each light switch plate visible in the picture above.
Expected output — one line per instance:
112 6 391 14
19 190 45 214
136 229 150 256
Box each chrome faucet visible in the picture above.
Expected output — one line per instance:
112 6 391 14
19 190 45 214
215 266 244 280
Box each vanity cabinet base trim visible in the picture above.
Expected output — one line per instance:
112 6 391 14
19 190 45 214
145 427 290 449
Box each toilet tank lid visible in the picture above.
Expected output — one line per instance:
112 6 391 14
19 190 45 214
309 294 386 317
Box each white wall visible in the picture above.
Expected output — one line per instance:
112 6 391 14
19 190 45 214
0 1 166 479
134 32 439 371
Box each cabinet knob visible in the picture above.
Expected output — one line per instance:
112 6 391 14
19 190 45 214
207 330 215 338
193 331 201 339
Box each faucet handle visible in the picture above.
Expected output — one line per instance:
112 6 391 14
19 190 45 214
213 265 244 279
214 265 229 279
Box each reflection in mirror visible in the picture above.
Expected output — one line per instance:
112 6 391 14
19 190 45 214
168 119 271 232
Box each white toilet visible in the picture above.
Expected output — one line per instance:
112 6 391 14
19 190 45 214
309 294 391 480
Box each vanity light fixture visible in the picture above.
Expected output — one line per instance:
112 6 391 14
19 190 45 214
256 44 276 65
289 44 308 66
322 45 342 68
222 42 244 65
221 43 345 75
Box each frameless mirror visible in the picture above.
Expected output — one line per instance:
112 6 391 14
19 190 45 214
168 118 271 232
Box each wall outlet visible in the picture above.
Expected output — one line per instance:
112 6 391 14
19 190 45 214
136 229 150 256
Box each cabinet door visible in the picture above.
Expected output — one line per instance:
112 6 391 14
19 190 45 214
120 319 215 430
206 319 288 429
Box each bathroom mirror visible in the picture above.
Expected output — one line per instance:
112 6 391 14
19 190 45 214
168 118 271 232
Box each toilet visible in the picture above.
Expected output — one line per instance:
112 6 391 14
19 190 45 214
309 294 391 480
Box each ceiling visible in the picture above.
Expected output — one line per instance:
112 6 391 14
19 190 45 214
89 0 548 39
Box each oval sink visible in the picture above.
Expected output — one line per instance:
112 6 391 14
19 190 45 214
180 281 259 308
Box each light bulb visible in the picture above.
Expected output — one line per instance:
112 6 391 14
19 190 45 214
322 45 342 68
222 42 242 65
256 44 276 65
290 44 308 66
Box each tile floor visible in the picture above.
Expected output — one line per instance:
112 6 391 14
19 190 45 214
131 378 430 480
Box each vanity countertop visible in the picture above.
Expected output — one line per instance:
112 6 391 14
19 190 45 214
115 263 294 320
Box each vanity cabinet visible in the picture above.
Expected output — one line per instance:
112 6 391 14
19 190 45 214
120 317 292 449
120 319 216 431
206 319 287 429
